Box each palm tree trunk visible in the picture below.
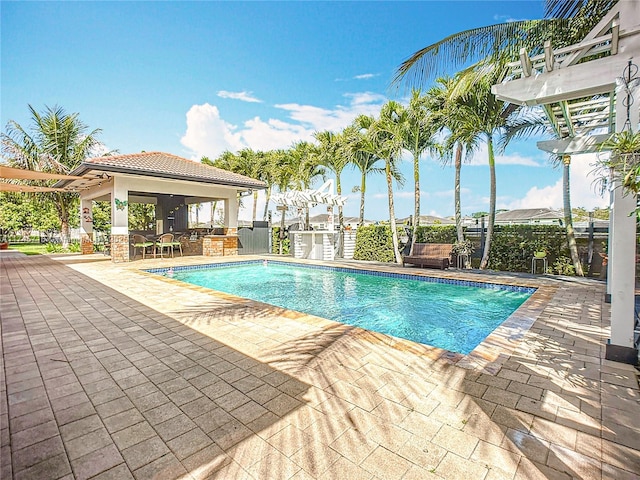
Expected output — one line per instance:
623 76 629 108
337 177 344 257
480 137 496 270
359 174 366 227
563 156 584 276
262 187 271 221
454 143 464 244
386 160 402 264
410 154 420 256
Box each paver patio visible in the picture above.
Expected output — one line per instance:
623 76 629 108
1 252 638 479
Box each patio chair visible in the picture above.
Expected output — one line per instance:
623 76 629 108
156 233 183 258
131 234 155 260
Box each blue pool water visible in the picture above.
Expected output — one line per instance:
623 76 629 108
159 262 533 354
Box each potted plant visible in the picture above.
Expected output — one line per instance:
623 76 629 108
452 240 474 268
600 130 640 194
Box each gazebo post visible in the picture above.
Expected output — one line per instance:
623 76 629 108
79 197 94 254
110 177 130 262
606 83 639 363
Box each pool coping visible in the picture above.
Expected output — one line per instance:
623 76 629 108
134 256 559 375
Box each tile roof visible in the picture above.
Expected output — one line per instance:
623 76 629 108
69 152 266 189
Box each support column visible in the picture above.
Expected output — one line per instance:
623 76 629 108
224 195 238 235
606 77 639 364
80 197 94 254
110 178 130 263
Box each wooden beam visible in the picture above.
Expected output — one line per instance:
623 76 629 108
611 18 620 55
492 47 640 105
544 40 554 72
519 47 532 77
537 134 611 155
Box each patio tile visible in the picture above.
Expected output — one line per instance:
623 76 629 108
13 452 72 480
11 419 59 451
71 443 124 480
166 427 213 460
432 424 480 459
111 421 157 450
65 427 113 460
12 435 66 473
434 451 489 480
121 436 170 471
361 446 411 480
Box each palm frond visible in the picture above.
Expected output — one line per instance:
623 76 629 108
392 19 567 90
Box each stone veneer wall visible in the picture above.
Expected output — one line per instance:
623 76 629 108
81 234 94 255
110 234 130 263
202 235 238 257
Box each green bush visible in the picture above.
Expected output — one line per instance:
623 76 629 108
548 256 576 275
353 225 396 262
486 225 568 272
45 242 63 253
415 225 458 244
272 227 290 254
68 241 81 253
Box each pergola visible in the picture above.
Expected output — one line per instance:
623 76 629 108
492 1 640 363
55 152 265 262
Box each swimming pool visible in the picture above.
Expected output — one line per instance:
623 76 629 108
152 261 534 355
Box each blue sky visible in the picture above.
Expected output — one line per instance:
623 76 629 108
1 1 609 221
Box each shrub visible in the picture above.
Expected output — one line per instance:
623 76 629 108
353 225 396 262
45 242 63 253
68 241 81 253
486 225 569 273
415 225 457 244
272 227 290 254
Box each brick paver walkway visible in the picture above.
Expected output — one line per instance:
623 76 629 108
1 253 638 479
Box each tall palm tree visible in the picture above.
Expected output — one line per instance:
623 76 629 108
289 141 325 229
357 103 406 264
398 90 438 254
1 105 103 248
425 77 477 247
314 130 348 253
342 125 384 227
452 66 519 270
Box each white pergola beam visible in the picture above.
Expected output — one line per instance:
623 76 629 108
536 134 610 155
493 49 640 105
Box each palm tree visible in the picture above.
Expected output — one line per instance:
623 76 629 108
425 77 478 249
1 105 103 248
393 0 618 269
342 125 384 227
452 66 519 270
398 90 438 254
502 111 585 276
314 130 348 253
357 103 406 264
290 141 325 229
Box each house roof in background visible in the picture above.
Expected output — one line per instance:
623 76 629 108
56 152 266 190
495 208 563 222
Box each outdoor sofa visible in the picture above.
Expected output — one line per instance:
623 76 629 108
402 243 453 269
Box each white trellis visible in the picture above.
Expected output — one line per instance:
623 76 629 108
271 179 347 260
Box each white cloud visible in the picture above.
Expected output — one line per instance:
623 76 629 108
353 73 378 80
503 153 609 210
181 92 387 159
180 103 243 159
217 90 262 103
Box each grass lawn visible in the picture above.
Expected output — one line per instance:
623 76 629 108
6 243 47 255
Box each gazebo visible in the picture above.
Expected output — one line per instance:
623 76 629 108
55 152 266 262
492 2 640 363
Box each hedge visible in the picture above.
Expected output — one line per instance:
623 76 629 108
353 224 576 274
353 225 397 262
